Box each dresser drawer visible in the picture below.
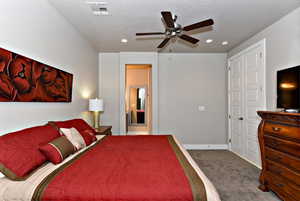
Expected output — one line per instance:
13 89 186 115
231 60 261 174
266 159 300 186
264 122 300 140
264 135 300 158
266 172 300 201
266 147 300 173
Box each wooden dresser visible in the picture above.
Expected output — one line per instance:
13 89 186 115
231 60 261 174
257 111 300 201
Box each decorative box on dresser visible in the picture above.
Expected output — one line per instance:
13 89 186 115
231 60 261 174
257 111 300 201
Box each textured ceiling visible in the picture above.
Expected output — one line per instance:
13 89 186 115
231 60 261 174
48 0 300 53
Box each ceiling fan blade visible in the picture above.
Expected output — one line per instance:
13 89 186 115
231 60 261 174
161 11 174 28
179 34 199 44
136 32 165 36
157 38 171 48
183 19 214 31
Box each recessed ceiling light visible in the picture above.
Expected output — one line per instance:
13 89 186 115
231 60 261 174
121 39 128 43
206 39 213 43
222 41 229 45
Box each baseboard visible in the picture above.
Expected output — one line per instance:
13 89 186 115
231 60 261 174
231 151 262 169
183 144 229 150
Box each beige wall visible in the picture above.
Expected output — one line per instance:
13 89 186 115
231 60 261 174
0 0 98 135
99 53 228 145
126 65 152 132
228 7 300 109
158 53 228 144
98 53 120 133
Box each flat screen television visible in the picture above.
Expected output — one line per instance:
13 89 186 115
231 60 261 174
277 66 300 112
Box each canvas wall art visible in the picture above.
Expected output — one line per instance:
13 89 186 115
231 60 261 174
0 47 73 102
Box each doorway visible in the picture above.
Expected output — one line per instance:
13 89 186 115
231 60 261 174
228 39 266 168
125 64 152 135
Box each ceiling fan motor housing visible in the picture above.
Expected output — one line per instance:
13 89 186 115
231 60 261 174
166 22 182 37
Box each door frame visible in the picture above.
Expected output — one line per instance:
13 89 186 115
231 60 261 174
227 39 267 152
119 52 159 135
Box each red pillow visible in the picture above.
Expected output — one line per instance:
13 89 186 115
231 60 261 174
80 129 97 146
49 119 96 135
39 136 75 164
0 125 60 180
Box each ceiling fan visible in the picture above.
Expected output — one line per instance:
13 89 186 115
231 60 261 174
136 11 214 49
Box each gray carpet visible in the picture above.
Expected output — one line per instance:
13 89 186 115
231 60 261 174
188 150 281 201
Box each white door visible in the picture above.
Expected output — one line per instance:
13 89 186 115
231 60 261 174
244 45 265 166
229 40 266 167
229 56 244 156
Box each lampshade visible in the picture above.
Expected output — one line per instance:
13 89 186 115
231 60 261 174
89 98 104 112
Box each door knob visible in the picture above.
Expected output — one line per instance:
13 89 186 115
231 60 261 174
238 117 244 120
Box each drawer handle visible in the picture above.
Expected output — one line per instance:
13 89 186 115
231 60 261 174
275 183 285 188
272 127 281 132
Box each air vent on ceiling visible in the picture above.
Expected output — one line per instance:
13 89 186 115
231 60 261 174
86 1 108 16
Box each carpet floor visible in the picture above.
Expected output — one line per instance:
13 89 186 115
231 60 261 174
188 150 281 201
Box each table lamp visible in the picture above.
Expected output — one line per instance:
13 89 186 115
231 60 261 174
89 98 104 129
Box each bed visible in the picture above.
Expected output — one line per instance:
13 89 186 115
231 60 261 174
0 121 220 201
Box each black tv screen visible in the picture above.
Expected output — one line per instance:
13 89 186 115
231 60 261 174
277 66 300 110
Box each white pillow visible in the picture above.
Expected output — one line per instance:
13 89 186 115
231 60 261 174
60 127 86 151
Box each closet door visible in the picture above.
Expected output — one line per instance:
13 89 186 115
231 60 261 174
229 40 265 167
244 45 265 167
229 56 244 156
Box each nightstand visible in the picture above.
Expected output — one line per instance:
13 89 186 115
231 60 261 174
95 126 112 135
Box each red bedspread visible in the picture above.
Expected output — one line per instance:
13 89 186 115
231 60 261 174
33 135 206 201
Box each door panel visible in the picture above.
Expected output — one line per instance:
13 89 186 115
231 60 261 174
244 45 264 166
229 41 265 167
230 56 244 156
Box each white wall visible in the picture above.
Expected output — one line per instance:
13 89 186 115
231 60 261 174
228 7 300 109
0 0 98 134
99 52 228 145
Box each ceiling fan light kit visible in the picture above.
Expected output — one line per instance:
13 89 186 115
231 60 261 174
136 11 214 49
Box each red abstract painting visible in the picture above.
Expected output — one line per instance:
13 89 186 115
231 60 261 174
0 47 73 102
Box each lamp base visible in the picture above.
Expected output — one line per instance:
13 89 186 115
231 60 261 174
93 111 101 129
